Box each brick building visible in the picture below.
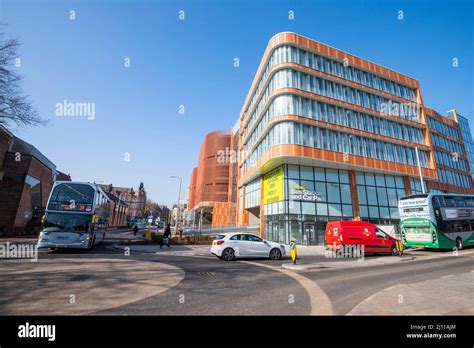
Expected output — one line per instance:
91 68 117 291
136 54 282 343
0 126 70 235
99 182 147 224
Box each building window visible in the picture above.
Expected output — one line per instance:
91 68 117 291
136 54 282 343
357 172 405 225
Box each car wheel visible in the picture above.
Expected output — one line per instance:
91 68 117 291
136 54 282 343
269 248 282 260
456 237 463 250
390 245 398 256
221 248 235 261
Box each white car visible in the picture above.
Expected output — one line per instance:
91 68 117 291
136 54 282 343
211 232 286 261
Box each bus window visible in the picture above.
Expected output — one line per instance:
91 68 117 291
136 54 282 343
444 197 456 207
447 221 472 233
454 198 466 207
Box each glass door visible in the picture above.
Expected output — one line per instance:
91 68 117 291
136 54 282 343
303 222 316 245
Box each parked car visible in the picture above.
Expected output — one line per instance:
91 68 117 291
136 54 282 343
211 233 286 261
325 220 398 256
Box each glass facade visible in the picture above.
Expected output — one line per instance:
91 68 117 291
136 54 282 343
245 68 420 132
262 164 412 245
245 94 425 150
427 116 460 139
245 45 417 114
244 178 260 208
458 115 474 180
356 172 406 225
264 164 354 245
244 121 430 172
240 36 474 248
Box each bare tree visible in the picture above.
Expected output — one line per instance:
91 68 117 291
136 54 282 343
0 26 45 128
144 198 158 217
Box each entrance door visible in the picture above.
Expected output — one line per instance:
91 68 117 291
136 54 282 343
303 223 316 245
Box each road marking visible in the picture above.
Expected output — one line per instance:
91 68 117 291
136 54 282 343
441 274 454 279
384 285 396 291
240 260 333 315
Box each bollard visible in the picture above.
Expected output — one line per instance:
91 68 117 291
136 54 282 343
290 241 297 265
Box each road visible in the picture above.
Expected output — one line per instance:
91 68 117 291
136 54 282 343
0 228 472 315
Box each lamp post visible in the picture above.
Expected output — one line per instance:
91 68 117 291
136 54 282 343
415 147 426 193
170 176 182 235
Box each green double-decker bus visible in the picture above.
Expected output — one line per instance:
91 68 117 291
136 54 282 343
399 193 474 250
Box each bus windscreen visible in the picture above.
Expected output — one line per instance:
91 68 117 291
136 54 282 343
47 183 95 211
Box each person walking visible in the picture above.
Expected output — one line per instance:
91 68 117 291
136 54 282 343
133 224 138 237
160 223 171 249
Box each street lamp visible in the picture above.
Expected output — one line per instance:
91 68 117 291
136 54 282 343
170 175 182 235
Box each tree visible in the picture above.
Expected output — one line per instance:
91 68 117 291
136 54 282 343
144 198 158 217
0 26 45 128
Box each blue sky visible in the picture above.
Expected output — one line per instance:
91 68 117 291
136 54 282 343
1 0 473 207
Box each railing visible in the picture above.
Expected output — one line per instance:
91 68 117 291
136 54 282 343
183 225 260 236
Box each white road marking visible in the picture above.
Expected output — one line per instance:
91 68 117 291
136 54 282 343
240 260 333 315
441 274 454 278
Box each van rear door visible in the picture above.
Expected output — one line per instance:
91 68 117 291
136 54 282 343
325 222 340 248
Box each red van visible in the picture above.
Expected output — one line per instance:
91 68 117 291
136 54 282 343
325 221 398 255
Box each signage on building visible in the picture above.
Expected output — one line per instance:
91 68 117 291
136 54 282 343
263 166 284 204
289 185 325 202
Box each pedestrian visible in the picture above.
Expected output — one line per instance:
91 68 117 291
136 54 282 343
160 223 171 249
133 224 138 237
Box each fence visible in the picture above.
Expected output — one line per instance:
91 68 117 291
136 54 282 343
183 225 260 236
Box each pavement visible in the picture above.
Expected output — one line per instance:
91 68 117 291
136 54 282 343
112 244 212 257
347 271 474 315
0 257 185 315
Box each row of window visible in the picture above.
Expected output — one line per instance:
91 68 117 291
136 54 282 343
359 205 400 221
437 168 472 188
287 165 350 183
355 172 406 188
272 45 416 101
409 177 428 194
264 200 354 218
245 178 261 208
430 133 465 156
245 44 417 115
244 121 430 172
458 116 474 178
427 116 460 139
358 185 405 208
245 94 425 149
434 150 469 172
357 172 406 222
246 69 420 131
432 195 474 208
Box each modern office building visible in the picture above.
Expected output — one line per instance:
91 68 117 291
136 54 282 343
188 32 474 244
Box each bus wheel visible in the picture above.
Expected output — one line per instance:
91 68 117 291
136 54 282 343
88 236 95 250
390 245 398 256
456 237 464 251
